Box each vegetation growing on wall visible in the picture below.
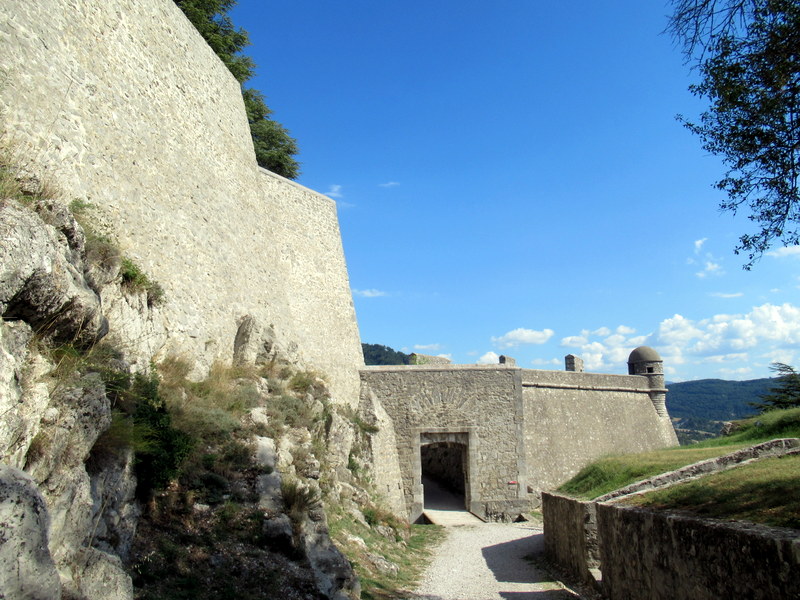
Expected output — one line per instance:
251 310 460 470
627 453 800 529
174 0 300 179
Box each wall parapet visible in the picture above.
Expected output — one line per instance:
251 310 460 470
360 364 519 373
597 503 800 599
542 492 600 589
522 381 665 394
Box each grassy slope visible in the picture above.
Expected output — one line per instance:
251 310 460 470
557 408 800 527
626 454 800 529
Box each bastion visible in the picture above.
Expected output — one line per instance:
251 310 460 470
0 0 364 404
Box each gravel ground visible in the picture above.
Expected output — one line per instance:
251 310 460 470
411 522 586 600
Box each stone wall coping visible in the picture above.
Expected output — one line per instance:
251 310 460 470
360 364 519 373
257 168 336 208
522 381 665 394
596 501 800 542
520 369 654 387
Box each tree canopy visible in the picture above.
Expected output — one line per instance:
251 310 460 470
175 0 300 179
668 0 800 267
751 362 800 411
361 343 411 366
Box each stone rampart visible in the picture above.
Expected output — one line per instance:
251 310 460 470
361 363 678 521
0 0 363 403
522 369 677 492
597 503 800 599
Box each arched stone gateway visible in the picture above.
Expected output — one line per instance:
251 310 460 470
360 348 678 523
413 431 474 521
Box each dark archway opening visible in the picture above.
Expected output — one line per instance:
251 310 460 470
421 441 467 511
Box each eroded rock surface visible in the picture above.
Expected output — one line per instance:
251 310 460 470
0 465 61 600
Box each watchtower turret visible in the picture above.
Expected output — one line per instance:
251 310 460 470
627 346 668 417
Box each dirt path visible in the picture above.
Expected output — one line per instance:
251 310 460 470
412 521 583 600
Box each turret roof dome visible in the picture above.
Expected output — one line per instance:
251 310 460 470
628 346 662 364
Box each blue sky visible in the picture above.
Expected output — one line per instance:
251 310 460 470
231 1 800 381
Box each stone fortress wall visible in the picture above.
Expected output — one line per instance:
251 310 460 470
361 350 678 522
522 369 678 492
1 0 678 527
0 0 364 404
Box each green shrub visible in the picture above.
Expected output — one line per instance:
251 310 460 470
288 371 315 394
281 477 319 523
130 372 194 499
68 199 120 270
120 257 165 306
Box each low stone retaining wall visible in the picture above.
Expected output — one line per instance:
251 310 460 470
597 503 800 600
541 492 598 586
542 439 800 598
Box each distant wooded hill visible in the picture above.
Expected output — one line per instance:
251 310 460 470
362 343 410 366
666 378 773 443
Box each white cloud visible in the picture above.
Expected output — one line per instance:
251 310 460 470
701 353 749 364
437 353 452 361
379 181 400 188
561 335 588 347
710 292 744 298
531 358 561 367
414 343 442 351
694 238 708 253
767 246 800 258
719 366 753 377
554 324 650 372
325 184 343 198
492 328 554 348
696 260 723 278
477 351 500 365
653 303 800 365
690 239 725 277
352 288 388 298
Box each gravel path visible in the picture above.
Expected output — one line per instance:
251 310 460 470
412 522 584 600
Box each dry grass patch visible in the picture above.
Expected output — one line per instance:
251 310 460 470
328 507 446 600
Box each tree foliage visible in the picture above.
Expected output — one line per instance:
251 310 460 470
668 0 800 267
361 343 411 366
174 0 300 179
751 362 800 411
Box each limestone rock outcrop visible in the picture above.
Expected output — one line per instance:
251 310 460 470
0 465 61 600
0 200 138 599
0 201 108 347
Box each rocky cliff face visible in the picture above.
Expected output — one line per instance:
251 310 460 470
0 198 375 599
1 199 136 598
